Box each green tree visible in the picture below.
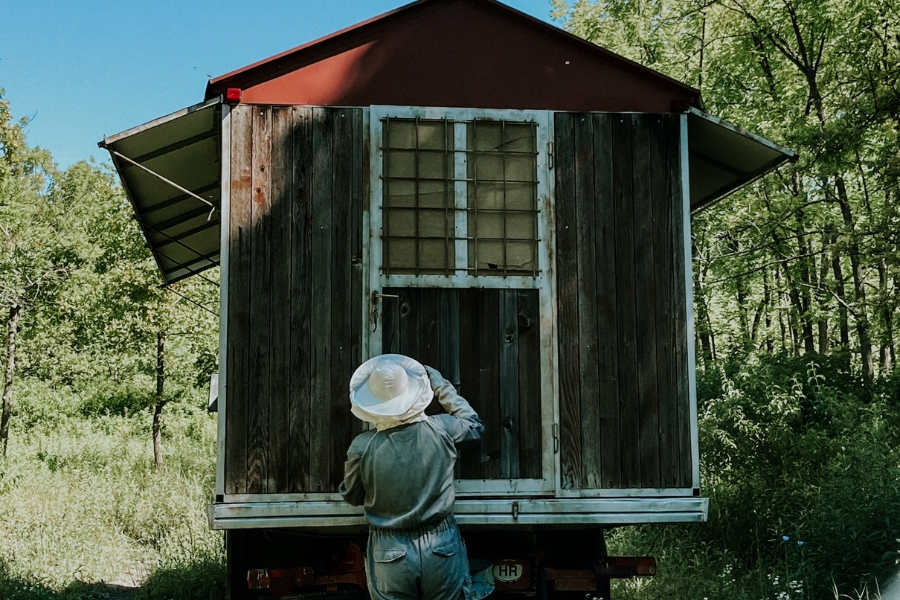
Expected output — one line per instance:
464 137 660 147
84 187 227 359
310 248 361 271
0 90 72 454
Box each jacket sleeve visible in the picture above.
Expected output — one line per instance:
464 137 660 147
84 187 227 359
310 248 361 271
339 440 366 506
426 366 484 443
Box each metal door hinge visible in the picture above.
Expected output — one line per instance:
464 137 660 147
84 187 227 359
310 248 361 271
548 141 554 170
552 423 559 453
512 501 520 520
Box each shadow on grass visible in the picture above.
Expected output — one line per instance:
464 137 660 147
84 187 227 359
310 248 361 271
0 557 225 600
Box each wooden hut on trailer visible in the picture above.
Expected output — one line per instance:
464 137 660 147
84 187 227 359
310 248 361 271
100 0 794 597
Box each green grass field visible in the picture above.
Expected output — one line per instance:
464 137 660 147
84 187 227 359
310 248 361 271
0 379 225 600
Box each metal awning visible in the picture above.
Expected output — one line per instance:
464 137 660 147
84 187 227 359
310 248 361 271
687 107 796 212
100 98 222 285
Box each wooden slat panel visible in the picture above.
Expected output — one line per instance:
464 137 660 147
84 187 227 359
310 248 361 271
516 290 541 479
457 288 482 478
418 288 443 415
632 115 661 488
349 109 366 440
499 290 520 479
225 105 253 495
329 108 355 488
247 106 272 494
574 115 601 489
554 113 582 490
308 108 333 492
670 115 693 487
439 289 460 386
651 115 678 488
289 107 313 493
612 114 641 489
382 292 401 354
268 107 293 493
477 289 501 479
399 288 421 361
592 113 622 489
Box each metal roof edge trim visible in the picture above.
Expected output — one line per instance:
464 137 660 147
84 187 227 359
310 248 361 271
99 96 222 148
688 107 797 160
205 0 700 103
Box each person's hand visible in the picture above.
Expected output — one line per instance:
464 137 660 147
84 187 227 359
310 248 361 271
424 366 444 389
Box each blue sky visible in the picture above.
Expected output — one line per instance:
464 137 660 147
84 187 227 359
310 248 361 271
0 0 558 169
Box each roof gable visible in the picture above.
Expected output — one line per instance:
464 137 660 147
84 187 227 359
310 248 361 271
206 0 700 112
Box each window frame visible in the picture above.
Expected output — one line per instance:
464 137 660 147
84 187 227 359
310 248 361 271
366 105 558 496
369 105 554 290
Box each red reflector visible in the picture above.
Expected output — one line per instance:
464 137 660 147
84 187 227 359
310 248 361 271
226 88 242 103
270 569 286 578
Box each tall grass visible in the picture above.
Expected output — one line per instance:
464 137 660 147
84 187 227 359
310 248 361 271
0 379 225 600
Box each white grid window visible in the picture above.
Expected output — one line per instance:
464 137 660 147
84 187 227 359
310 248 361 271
372 107 552 290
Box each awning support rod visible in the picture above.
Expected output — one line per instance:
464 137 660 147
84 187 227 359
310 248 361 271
108 149 218 220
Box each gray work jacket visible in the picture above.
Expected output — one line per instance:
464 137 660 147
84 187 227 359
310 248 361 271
340 373 483 530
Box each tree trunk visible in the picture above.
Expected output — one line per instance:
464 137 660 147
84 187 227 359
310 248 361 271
153 330 167 471
2 303 21 456
834 176 875 382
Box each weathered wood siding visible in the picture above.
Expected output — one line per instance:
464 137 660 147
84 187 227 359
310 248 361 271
225 105 364 494
381 287 543 480
555 113 692 490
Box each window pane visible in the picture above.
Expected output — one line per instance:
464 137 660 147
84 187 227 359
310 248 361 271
387 208 416 238
507 213 536 240
506 241 537 271
386 179 416 208
503 123 536 152
505 154 535 182
387 150 416 179
419 209 452 238
386 238 416 271
418 151 450 180
418 180 450 209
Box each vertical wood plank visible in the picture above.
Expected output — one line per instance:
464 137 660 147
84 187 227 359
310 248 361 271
516 289 541 479
349 108 366 440
268 106 293 493
289 107 313 493
419 288 442 367
457 288 482 478
632 115 660 488
652 115 678 488
553 113 583 490
670 115 693 487
308 107 334 492
398 288 421 360
478 289 501 479
439 289 460 387
419 288 443 415
381 290 401 354
574 114 602 489
225 105 252 495
593 113 622 488
247 106 272 494
612 114 641 489
499 290 520 479
330 108 354 489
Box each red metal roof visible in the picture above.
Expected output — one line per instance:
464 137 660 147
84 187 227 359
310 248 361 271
205 0 700 113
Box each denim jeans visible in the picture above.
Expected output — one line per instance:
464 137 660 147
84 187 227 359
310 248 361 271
366 515 473 600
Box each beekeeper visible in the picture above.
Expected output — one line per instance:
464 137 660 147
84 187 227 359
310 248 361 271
340 354 483 600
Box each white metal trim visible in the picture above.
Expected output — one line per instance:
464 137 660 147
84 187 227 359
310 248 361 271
556 487 697 498
681 114 701 489
215 104 231 496
209 497 709 530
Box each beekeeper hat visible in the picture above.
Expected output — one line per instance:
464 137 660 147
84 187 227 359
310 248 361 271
349 354 433 420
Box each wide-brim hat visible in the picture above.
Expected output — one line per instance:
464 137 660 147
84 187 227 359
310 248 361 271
349 354 433 419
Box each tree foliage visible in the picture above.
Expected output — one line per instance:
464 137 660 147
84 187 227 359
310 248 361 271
552 0 900 379
0 91 218 459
